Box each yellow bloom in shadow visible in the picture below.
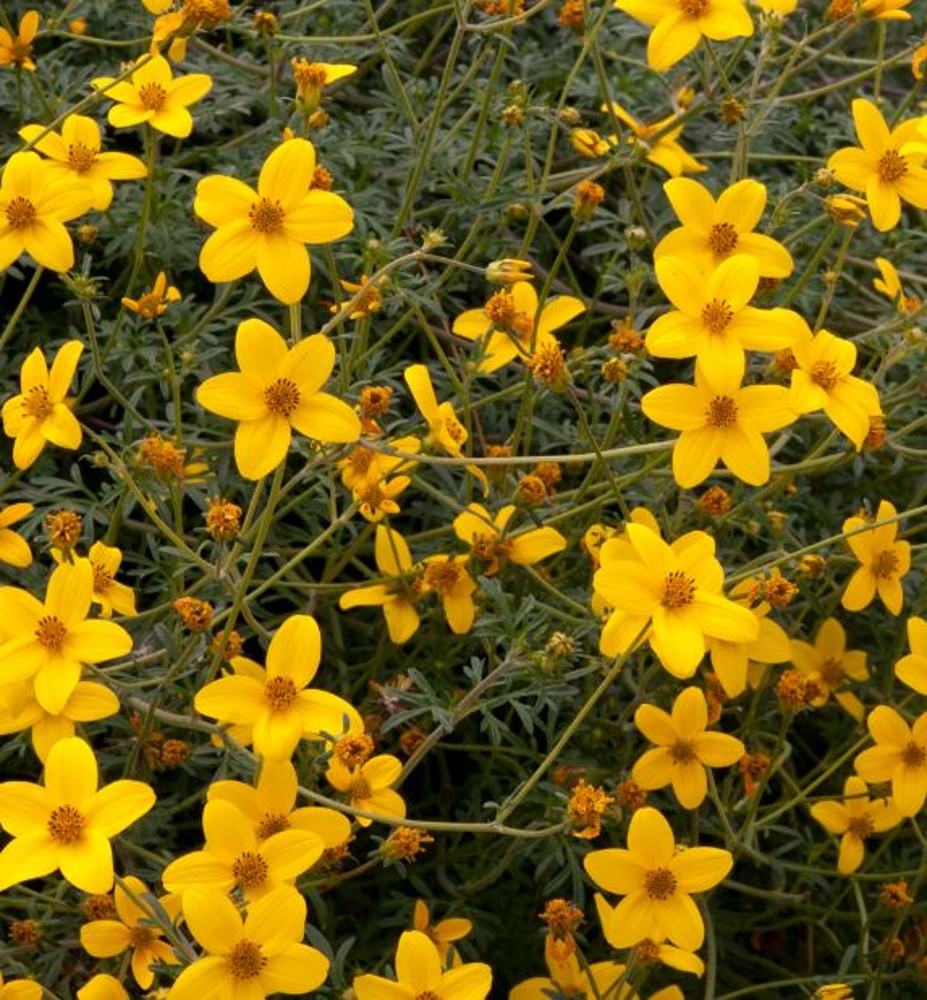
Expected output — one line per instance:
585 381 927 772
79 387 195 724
811 776 901 874
841 499 910 615
604 102 706 176
422 554 478 634
0 11 40 71
327 753 406 827
855 706 927 816
0 502 33 568
453 503 566 574
511 935 629 1000
412 899 472 967
122 271 181 319
790 617 869 720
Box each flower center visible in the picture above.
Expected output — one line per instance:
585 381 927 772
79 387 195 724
636 938 662 963
810 360 841 391
67 143 97 173
263 676 298 711
701 299 734 334
5 195 37 230
847 814 874 840
227 939 266 979
901 741 926 767
22 385 53 419
335 734 375 769
817 657 845 689
878 150 907 184
484 290 517 330
643 866 678 901
35 615 67 649
423 560 462 596
660 570 696 609
872 550 898 579
707 222 738 257
10 39 32 65
138 82 167 111
441 414 467 445
350 772 372 801
232 851 269 890
415 994 442 1000
128 925 156 948
257 812 290 839
47 804 85 844
92 563 113 593
470 533 512 576
706 395 738 428
263 378 300 416
670 739 697 763
249 197 286 233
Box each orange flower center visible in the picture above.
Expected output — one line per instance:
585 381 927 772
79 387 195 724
10 39 32 65
901 741 926 767
660 570 695 609
701 299 734 334
414 994 442 1000
707 222 738 257
350 772 372 801
22 385 54 419
810 360 841 391
263 676 298 711
872 549 899 579
670 739 697 763
263 378 301 417
232 851 269 890
878 150 907 184
257 812 290 839
227 939 266 979
847 814 874 840
680 0 709 13
484 290 517 330
35 615 67 650
5 195 37 230
442 414 467 445
636 938 662 963
128 925 156 948
335 734 376 768
358 481 387 510
47 804 85 844
423 560 462 596
643 866 678 900
345 446 375 476
92 563 113 593
470 533 512 576
67 143 97 173
818 657 845 689
249 197 286 233
138 82 167 111
706 394 738 428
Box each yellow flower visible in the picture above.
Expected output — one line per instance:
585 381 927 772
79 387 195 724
632 687 745 809
855 706 927 816
0 560 132 714
612 0 753 72
895 617 927 693
354 930 492 1000
0 974 41 1000
604 101 706 176
453 503 566 575
80 875 181 989
593 520 758 677
326 753 406 827
92 54 212 138
752 0 796 12
331 274 382 318
412 899 472 967
789 617 869 720
813 986 853 1000
511 937 629 1000
872 257 920 313
914 44 927 79
339 524 423 644
453 282 585 373
292 59 356 111
585 806 732 949
810 776 901 874
824 193 869 227
19 115 147 211
404 364 470 457
121 271 181 318
353 468 412 522
570 128 614 157
339 437 419 491
0 11 39 71
421 554 478 634
0 736 155 892
646 254 810 382
641 365 796 488
196 319 360 480
167 886 329 1000
654 178 793 277
86 543 138 618
194 138 353 303
859 0 911 18
827 99 927 232
2 340 84 469
76 976 127 1000
789 329 882 451
486 258 534 284
195 613 362 760
841 499 910 615
0 502 33 567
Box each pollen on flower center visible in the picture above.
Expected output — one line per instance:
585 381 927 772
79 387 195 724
847 814 874 840
263 676 298 711
877 150 907 183
670 739 697 763
442 415 467 444
67 143 97 173
227 939 266 979
872 550 899 579
818 657 846 688
810 360 841 391
5 195 37 230
414 993 442 1000
484 290 517 330
707 222 738 257
423 560 461 595
22 385 54 419
901 741 926 767
138 82 167 111
249 197 286 233
350 773 372 800
232 851 269 890
263 378 301 416
680 0 709 13
644 866 678 901
35 615 67 649
660 570 696 609
701 299 734 334
47 804 86 844
470 533 512 575
257 812 291 839
128 925 156 948
706 395 739 428
92 563 113 592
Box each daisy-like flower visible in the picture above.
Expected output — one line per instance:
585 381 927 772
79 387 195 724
641 365 797 488
0 11 39 71
86 543 137 618
0 974 40 1000
168 887 329 1000
453 503 566 576
161 798 324 899
0 737 155 893
810 776 901 874
585 806 733 950
194 138 353 303
291 59 356 111
352 466 412 522
19 115 146 212
613 0 753 72
121 271 181 319
194 613 363 760
841 499 910 615
827 99 927 232
632 687 745 809
353 930 492 1000
91 54 212 138
339 437 419 492
452 282 585 373
593 521 758 677
326 753 406 827
421 554 478 634
511 941 629 1000
404 364 468 456
895 617 927 694
789 329 883 451
0 560 132 714
195 319 360 480
0 502 33 567
412 899 472 966
331 273 382 318
872 257 920 313
855 706 927 816
646 255 810 383
789 618 869 721
604 101 706 176
80 875 181 989
339 524 423 644
654 178 793 277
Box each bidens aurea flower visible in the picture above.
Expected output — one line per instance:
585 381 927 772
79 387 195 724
855 706 927 817
0 502 33 568
841 499 909 615
810 776 901 874
604 101 706 176
895 617 927 694
0 11 39 71
453 503 567 575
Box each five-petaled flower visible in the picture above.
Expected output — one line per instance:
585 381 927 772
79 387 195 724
789 617 869 720
810 776 901 874
855 706 927 817
841 499 910 615
0 10 40 71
